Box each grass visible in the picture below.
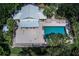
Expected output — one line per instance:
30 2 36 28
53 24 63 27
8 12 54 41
10 47 22 56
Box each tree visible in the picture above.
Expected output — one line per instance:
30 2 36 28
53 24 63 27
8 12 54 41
7 18 15 32
70 46 79 55
69 16 79 48
43 5 55 18
0 46 4 55
44 33 69 46
0 4 23 55
0 30 5 42
18 48 37 56
56 4 79 20
3 18 16 45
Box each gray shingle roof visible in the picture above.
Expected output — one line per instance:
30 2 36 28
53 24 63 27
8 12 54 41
13 4 47 20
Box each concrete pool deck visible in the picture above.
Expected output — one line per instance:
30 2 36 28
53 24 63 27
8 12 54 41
42 19 67 26
13 18 68 47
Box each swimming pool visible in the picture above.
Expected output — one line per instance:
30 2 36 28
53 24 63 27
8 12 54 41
44 26 66 35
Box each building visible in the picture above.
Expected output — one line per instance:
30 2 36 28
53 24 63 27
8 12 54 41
13 4 47 47
13 4 69 47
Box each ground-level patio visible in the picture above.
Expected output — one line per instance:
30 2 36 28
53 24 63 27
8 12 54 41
13 24 47 47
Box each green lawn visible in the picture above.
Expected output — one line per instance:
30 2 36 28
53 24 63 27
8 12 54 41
11 48 22 56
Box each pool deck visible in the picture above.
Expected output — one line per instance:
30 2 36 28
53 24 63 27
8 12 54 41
13 18 68 47
42 18 67 26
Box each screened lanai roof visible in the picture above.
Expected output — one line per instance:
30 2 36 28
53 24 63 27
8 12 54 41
13 4 47 20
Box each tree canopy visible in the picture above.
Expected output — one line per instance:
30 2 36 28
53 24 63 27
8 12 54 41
0 3 23 56
56 4 79 20
0 3 79 56
43 5 56 18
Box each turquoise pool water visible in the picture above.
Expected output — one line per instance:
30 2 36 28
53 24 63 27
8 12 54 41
44 26 66 35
